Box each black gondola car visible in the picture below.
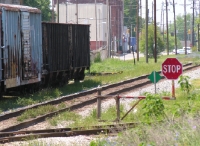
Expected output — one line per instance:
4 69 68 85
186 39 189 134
42 22 90 86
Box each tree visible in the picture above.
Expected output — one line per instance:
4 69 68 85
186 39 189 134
24 0 52 22
171 14 192 41
139 24 165 57
124 0 137 25
167 34 182 51
124 0 142 37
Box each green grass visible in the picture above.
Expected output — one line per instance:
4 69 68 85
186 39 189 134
89 78 200 145
53 75 200 145
17 103 66 122
0 54 200 120
7 76 200 145
1 48 200 145
47 110 81 126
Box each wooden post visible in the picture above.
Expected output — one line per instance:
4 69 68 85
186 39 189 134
172 80 175 99
115 95 120 122
97 87 102 119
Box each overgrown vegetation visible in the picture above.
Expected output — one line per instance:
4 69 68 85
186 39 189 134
24 75 198 146
93 52 102 63
17 103 66 122
0 54 200 117
178 75 192 94
3 54 200 145
29 74 200 145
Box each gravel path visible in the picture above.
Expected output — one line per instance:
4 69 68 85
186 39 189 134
3 68 200 146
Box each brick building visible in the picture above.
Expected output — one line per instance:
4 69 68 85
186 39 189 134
53 0 123 52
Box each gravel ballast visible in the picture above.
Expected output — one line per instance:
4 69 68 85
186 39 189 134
3 68 200 146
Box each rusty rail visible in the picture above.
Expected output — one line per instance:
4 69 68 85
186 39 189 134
0 122 137 144
0 63 199 132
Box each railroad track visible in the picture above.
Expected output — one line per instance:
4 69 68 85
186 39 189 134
0 122 137 144
0 63 199 133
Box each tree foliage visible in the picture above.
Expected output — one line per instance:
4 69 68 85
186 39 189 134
139 24 165 57
168 14 192 41
24 0 52 22
124 0 142 36
166 33 182 51
124 0 137 26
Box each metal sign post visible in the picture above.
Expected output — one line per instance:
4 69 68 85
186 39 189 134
148 71 161 94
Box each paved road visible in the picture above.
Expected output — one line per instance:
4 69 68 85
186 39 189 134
112 53 144 60
112 52 176 61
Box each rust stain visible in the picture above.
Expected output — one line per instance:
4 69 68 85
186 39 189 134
0 4 41 13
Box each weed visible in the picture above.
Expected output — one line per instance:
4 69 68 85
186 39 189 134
89 139 108 146
142 93 165 121
57 102 66 109
21 135 39 143
178 75 192 94
17 97 37 106
1 55 200 114
159 91 171 96
17 105 57 122
48 110 81 126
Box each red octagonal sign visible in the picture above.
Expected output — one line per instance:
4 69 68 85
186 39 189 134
162 58 183 80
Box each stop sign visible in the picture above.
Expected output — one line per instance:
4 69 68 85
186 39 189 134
162 58 182 80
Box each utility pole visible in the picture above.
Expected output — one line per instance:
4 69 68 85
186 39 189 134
184 0 187 54
152 1 154 23
192 0 195 46
65 2 68 23
136 0 139 63
76 0 78 24
162 2 165 41
173 0 178 55
20 0 23 5
199 0 200 52
166 0 169 55
57 0 59 23
160 2 163 33
145 0 148 63
52 0 54 22
95 0 97 50
138 0 142 61
154 0 157 63
198 24 199 51
107 0 110 58
122 0 124 55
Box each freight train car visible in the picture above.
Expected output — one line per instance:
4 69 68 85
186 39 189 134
41 22 90 86
0 4 90 96
0 4 43 94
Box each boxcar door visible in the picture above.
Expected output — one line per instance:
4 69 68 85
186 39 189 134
21 12 33 80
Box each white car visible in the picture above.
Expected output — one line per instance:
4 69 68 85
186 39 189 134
173 47 192 54
183 47 192 54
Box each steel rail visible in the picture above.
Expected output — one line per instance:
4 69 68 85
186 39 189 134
0 122 138 143
0 63 199 132
0 62 193 122
0 122 136 138
0 128 119 143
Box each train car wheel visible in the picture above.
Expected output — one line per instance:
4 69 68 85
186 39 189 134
74 68 85 82
0 92 2 99
59 75 69 87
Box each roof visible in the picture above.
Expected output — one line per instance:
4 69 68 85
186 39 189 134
0 3 41 13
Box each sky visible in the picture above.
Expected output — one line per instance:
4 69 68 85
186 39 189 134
141 0 199 24
51 0 199 24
